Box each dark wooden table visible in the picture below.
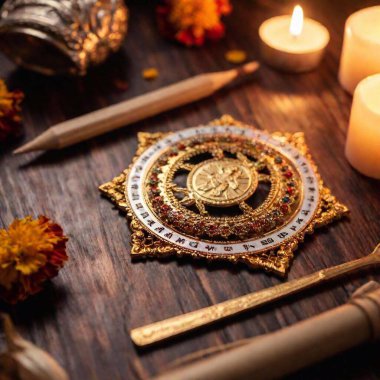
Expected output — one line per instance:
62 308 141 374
1 0 380 379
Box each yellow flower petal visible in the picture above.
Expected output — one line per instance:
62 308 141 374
225 49 247 64
15 252 47 275
142 68 159 81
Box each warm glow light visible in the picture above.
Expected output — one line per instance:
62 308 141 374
289 5 304 37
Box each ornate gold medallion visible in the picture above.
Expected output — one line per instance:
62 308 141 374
100 116 348 276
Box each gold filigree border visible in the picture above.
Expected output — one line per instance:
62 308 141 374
99 115 348 276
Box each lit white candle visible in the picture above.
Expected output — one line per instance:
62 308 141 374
259 6 330 73
345 74 380 179
339 6 380 95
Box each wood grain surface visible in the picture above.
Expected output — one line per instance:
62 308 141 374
0 1 379 379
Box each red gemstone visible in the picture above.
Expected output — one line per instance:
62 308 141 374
161 204 170 212
177 143 186 150
249 221 260 231
208 225 218 234
287 187 294 195
284 171 293 178
280 204 289 214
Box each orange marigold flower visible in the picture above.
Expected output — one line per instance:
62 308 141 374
0 216 68 304
0 80 24 142
157 0 232 46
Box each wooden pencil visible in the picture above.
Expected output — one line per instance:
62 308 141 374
14 61 260 154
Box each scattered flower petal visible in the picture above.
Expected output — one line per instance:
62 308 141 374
142 68 159 81
225 49 247 64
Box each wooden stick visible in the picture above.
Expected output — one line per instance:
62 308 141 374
130 243 380 347
13 61 260 154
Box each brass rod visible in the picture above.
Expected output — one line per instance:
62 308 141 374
131 244 380 347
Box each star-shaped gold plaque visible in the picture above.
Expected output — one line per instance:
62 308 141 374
99 116 348 276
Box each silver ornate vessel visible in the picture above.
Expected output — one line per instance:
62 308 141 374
0 0 128 75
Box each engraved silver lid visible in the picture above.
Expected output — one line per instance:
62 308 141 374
0 0 128 75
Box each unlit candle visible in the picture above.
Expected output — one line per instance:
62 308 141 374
339 6 380 95
345 74 380 179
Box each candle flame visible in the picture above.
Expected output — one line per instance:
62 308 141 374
289 5 304 37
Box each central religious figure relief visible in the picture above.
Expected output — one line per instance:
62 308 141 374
194 161 250 200
186 157 259 210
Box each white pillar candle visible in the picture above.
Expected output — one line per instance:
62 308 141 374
259 6 330 73
339 6 380 95
345 74 380 179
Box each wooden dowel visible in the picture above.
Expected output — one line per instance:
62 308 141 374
14 61 260 154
